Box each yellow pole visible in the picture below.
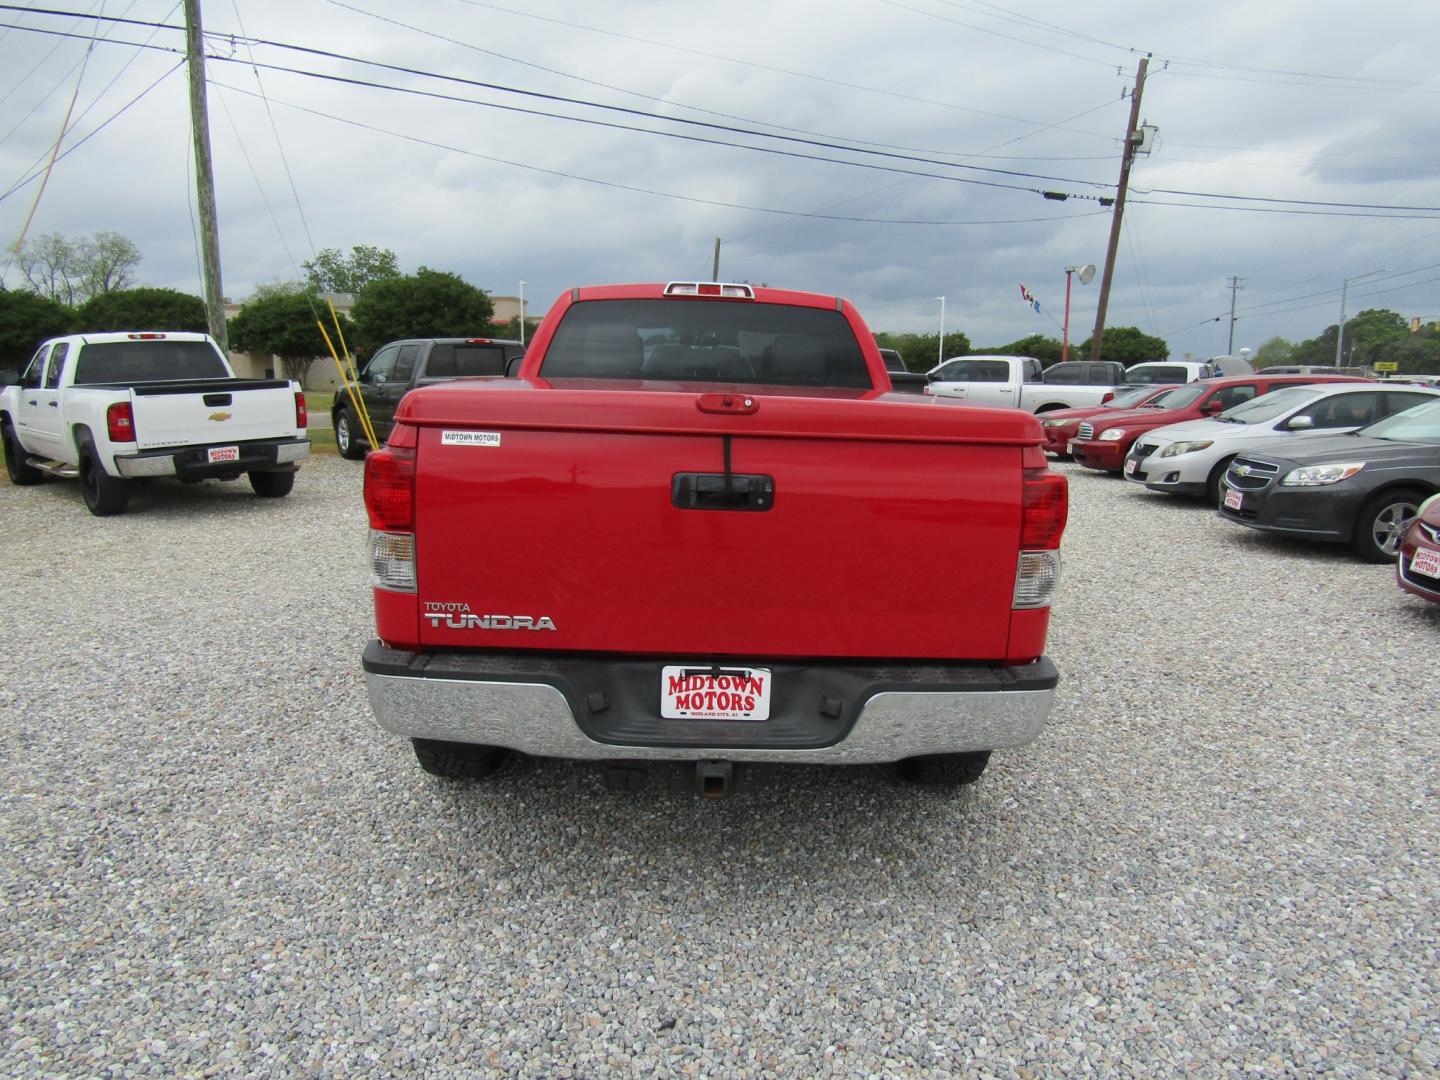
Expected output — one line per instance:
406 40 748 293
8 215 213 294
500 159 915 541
317 319 379 449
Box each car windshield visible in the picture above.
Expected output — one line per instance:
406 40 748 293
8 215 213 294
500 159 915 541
1127 365 1189 384
1150 384 1206 409
542 298 871 388
1217 385 1321 423
1105 385 1161 408
72 339 229 384
1356 397 1440 444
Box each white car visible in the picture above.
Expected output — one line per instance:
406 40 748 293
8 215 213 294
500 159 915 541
1124 383 1440 505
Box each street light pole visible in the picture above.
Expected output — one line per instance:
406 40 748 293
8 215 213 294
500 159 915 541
1335 268 1390 367
1062 269 1075 361
518 280 526 346
935 296 946 366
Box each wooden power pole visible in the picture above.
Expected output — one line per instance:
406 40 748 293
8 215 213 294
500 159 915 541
184 0 227 353
1088 55 1149 363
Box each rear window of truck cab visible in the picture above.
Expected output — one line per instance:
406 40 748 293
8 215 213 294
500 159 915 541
539 299 871 388
72 340 229 384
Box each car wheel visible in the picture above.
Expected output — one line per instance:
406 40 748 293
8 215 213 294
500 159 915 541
411 738 510 780
1206 456 1236 508
335 407 367 460
79 440 129 515
248 469 295 498
1351 488 1424 563
2 421 43 485
897 750 990 787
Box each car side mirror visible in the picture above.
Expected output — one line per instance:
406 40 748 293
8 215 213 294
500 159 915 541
1285 414 1315 430
0 369 17 387
505 355 522 377
369 371 386 385
1205 399 1225 413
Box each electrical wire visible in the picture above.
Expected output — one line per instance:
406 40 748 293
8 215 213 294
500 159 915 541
874 0 1122 70
209 78 1109 228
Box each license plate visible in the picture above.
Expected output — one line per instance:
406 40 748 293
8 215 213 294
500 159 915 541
1124 458 1138 477
1411 547 1440 579
1224 488 1243 511
207 445 240 463
661 666 771 722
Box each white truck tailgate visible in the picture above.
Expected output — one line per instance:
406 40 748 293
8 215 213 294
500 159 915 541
130 381 297 450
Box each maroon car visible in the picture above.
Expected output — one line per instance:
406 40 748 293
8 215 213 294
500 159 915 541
1040 383 1179 456
1397 494 1440 603
1068 374 1368 473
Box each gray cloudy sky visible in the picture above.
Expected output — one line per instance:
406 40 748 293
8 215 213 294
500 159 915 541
2 0 1438 360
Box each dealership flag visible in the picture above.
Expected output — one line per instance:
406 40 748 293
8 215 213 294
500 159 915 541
1018 284 1041 314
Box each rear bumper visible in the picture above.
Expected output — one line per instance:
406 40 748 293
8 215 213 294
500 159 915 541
114 436 309 478
362 642 1058 764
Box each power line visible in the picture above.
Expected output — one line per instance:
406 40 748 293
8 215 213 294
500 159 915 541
873 0 1122 69
209 79 1110 229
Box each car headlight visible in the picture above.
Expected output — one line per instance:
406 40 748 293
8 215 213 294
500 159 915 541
1280 462 1366 486
1098 428 1126 441
1159 440 1214 458
1042 418 1070 428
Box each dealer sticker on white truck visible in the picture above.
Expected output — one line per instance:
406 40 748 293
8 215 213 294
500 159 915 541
661 666 772 722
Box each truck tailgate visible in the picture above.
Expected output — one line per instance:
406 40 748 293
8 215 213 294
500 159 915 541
410 390 1029 661
129 380 296 449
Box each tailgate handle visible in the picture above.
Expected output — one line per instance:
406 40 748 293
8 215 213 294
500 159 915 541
203 393 233 407
672 473 774 512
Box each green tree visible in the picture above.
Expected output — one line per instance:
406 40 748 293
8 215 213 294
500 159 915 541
972 333 1063 364
0 288 72 369
73 287 207 333
1253 336 1297 369
17 230 140 305
302 245 402 296
350 267 494 349
228 285 353 382
874 330 971 372
1074 326 1169 364
1341 309 1408 366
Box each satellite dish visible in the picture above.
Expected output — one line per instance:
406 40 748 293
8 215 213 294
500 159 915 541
1078 264 1096 285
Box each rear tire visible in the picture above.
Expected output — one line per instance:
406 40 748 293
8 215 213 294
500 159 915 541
3 422 43 485
1351 488 1424 563
248 469 295 498
335 407 367 460
411 739 510 780
79 440 129 516
898 750 991 787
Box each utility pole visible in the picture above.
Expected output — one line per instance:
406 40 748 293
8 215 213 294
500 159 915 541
184 0 227 353
1226 276 1245 354
712 238 721 281
1088 55 1149 363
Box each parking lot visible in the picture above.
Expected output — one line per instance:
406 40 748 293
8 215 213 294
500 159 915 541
2 455 1436 1076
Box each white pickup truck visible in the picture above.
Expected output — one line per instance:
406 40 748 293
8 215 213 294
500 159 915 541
924 356 1127 413
0 331 309 515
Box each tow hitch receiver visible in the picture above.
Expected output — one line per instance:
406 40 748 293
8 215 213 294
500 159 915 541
696 760 733 799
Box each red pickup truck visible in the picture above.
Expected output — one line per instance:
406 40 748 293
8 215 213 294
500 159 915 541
361 282 1068 795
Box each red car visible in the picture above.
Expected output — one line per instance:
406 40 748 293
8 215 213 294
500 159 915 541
1040 383 1179 456
1397 494 1440 603
1068 374 1368 473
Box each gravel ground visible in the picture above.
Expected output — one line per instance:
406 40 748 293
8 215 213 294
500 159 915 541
1 455 1436 1078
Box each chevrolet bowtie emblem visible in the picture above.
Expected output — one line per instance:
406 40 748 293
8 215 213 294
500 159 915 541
1235 464 1252 476
209 411 232 422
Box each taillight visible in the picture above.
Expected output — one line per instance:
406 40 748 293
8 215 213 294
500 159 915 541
365 446 415 531
295 391 308 429
1021 469 1068 549
107 402 136 443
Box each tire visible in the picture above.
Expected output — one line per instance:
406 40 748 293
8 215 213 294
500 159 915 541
335 407 367 460
897 750 991 787
1206 456 1236 508
248 469 295 498
1351 488 1424 563
411 738 510 780
79 440 129 516
2 422 43 486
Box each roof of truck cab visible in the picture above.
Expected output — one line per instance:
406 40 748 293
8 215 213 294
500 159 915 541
568 283 846 309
